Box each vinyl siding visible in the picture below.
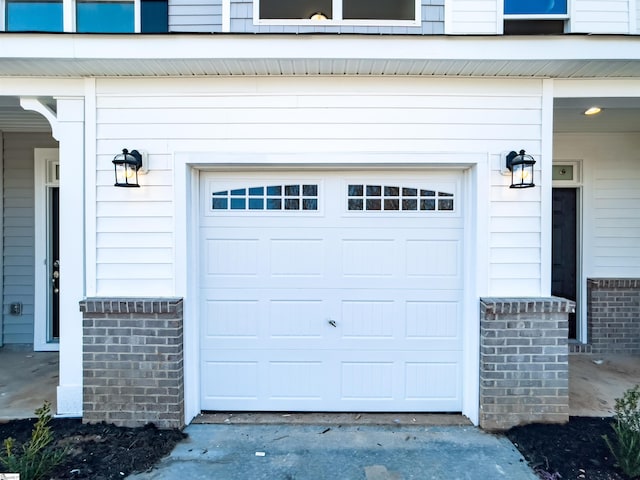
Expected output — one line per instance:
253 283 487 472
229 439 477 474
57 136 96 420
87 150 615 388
2 132 57 345
446 0 499 35
93 76 544 297
570 0 632 33
169 0 223 32
168 0 445 33
554 133 640 278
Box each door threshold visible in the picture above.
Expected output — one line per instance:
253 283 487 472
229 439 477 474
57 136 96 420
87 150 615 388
193 412 471 426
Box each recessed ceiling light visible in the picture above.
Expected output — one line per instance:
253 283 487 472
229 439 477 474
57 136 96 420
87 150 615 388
584 107 602 116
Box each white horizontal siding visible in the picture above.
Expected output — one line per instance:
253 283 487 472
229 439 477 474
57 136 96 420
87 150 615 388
93 76 544 297
446 0 499 35
2 132 57 345
555 133 640 279
570 0 632 33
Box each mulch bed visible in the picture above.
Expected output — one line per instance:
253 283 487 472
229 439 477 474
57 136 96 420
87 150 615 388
0 418 185 479
506 416 631 480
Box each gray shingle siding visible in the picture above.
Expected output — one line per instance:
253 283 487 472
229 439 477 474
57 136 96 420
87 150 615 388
169 0 223 32
2 132 58 345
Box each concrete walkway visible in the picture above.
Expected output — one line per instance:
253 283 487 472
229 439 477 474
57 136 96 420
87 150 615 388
0 349 58 420
128 423 538 480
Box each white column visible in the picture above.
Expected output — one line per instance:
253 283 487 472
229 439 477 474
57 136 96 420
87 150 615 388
55 97 85 416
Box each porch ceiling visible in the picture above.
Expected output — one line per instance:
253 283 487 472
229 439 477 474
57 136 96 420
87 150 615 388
1 58 640 78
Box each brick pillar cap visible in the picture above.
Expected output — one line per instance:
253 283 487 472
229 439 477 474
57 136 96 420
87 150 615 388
79 297 183 314
480 297 575 314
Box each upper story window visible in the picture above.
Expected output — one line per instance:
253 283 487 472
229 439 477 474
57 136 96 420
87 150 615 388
2 0 167 32
6 0 63 31
504 0 567 16
76 0 134 32
504 0 567 34
257 0 419 25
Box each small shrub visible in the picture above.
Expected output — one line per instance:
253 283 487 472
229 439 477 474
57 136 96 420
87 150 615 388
604 385 640 479
0 401 67 480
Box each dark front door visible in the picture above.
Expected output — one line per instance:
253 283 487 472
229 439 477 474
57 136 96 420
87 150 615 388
51 186 60 340
552 188 577 338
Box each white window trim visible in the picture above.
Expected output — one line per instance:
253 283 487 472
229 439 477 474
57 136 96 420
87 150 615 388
1 0 141 32
253 0 421 27
504 14 569 20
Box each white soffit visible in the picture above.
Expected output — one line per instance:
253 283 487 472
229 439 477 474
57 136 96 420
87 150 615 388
0 34 639 78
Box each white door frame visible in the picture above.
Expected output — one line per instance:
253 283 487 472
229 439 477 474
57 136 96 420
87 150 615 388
34 147 60 351
551 160 584 342
175 151 489 426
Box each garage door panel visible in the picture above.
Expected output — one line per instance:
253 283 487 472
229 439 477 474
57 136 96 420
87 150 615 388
270 239 326 277
201 350 462 411
201 290 462 350
405 361 460 402
202 360 259 401
202 234 462 288
204 238 261 277
203 299 261 338
199 171 465 412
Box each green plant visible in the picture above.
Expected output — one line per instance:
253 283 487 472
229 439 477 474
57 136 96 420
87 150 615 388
0 401 67 480
604 385 640 479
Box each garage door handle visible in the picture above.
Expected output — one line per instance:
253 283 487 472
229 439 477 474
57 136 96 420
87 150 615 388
328 320 337 328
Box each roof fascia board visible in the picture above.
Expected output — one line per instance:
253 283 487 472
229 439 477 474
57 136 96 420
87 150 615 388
0 77 85 95
0 34 639 62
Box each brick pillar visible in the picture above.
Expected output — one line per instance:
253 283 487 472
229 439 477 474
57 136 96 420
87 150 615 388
80 298 184 429
479 297 574 431
588 279 640 355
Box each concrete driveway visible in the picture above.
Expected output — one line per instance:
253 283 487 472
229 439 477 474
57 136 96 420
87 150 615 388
127 423 538 480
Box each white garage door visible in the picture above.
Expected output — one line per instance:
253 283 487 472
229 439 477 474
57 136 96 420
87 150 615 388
199 171 464 412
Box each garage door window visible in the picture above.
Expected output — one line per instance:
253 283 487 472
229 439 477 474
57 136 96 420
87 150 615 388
212 184 318 211
347 184 454 211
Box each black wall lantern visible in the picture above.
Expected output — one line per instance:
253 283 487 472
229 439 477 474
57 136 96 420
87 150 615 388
113 149 146 187
506 149 536 188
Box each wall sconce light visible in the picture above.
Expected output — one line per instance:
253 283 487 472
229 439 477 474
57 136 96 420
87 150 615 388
505 149 536 188
112 149 147 187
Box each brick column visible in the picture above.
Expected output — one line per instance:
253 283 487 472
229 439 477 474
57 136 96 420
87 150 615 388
588 279 640 355
479 297 574 431
80 298 184 429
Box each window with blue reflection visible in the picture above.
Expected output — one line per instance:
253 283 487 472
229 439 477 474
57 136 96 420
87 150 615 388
504 0 567 15
230 198 246 210
76 1 134 32
249 198 264 210
141 0 168 32
211 184 319 211
6 0 63 31
212 198 228 209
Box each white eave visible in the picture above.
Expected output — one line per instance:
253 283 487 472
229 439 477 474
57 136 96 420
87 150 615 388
0 33 639 77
